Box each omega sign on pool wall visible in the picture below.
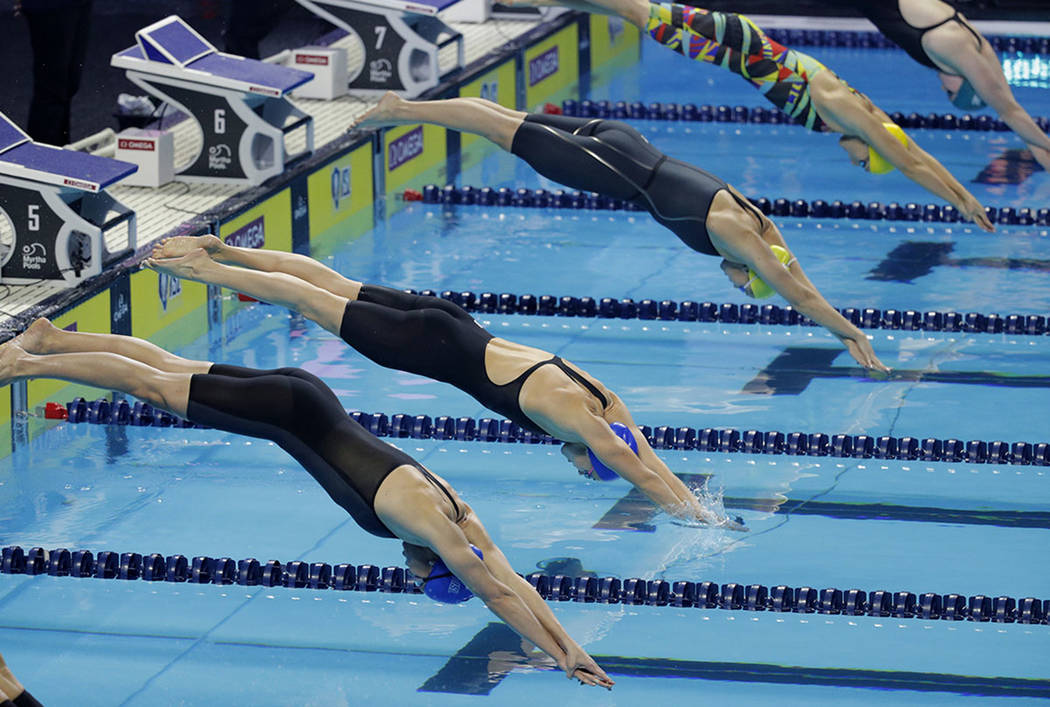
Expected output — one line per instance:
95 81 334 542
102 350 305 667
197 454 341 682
383 123 446 207
528 46 559 86
388 126 424 171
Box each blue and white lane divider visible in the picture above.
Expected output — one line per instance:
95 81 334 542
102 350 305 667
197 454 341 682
46 398 1050 467
2 545 1046 623
419 182 1050 227
757 26 1050 56
559 97 1050 136
401 282 1050 337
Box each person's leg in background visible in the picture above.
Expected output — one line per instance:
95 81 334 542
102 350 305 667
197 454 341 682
22 0 93 145
223 0 294 59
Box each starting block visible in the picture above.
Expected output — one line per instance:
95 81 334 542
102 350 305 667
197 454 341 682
0 113 137 286
111 16 316 185
295 0 465 97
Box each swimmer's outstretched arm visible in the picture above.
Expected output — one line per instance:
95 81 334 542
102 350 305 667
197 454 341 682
377 495 614 688
814 82 994 232
570 409 741 527
455 513 615 681
707 197 889 372
922 20 1050 170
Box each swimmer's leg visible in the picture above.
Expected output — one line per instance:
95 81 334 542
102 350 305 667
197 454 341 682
151 234 361 300
145 249 349 335
510 118 660 201
0 341 193 418
13 317 209 374
650 4 767 55
355 92 524 152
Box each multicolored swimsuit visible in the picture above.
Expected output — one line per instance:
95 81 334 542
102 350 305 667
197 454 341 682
647 3 830 131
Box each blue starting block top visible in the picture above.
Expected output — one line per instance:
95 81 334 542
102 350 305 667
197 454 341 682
0 114 135 193
112 16 313 97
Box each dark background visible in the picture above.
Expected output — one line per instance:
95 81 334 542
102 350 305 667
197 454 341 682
0 0 1046 142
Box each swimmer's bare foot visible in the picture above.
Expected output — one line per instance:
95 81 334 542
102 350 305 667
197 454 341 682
144 248 218 283
151 234 223 261
352 91 409 130
0 340 27 387
12 317 57 355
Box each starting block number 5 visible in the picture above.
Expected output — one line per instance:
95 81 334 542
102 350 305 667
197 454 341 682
27 204 39 231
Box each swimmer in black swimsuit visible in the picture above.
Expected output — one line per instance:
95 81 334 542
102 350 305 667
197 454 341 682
835 0 1050 170
0 319 613 690
145 235 747 528
349 93 889 371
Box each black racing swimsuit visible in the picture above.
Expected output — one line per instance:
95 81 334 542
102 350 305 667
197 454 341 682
186 364 460 538
845 0 982 70
510 113 753 257
338 285 609 435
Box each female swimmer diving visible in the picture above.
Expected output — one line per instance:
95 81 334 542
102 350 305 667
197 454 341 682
146 236 751 528
501 0 995 230
0 319 613 689
351 93 891 371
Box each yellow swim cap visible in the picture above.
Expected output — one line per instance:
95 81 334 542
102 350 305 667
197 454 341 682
867 122 909 175
747 245 794 299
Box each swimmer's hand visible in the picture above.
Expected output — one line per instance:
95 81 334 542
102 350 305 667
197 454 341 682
961 198 995 233
672 515 748 532
560 646 614 689
842 336 891 373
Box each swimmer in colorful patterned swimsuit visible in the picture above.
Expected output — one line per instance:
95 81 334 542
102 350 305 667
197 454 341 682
0 321 613 689
503 0 995 231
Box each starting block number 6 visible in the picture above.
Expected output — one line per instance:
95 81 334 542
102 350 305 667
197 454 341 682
214 109 226 135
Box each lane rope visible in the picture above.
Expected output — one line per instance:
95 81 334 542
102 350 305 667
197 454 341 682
43 397 1050 466
416 182 1050 228
558 97 1050 137
1 545 1045 623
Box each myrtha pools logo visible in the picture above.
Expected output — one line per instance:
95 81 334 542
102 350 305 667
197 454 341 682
369 58 393 84
21 242 47 271
208 144 233 170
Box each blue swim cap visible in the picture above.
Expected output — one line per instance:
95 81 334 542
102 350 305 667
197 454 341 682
424 545 483 603
586 422 639 481
951 79 987 111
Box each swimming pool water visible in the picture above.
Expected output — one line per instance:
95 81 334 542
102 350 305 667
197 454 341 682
2 25 1049 707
